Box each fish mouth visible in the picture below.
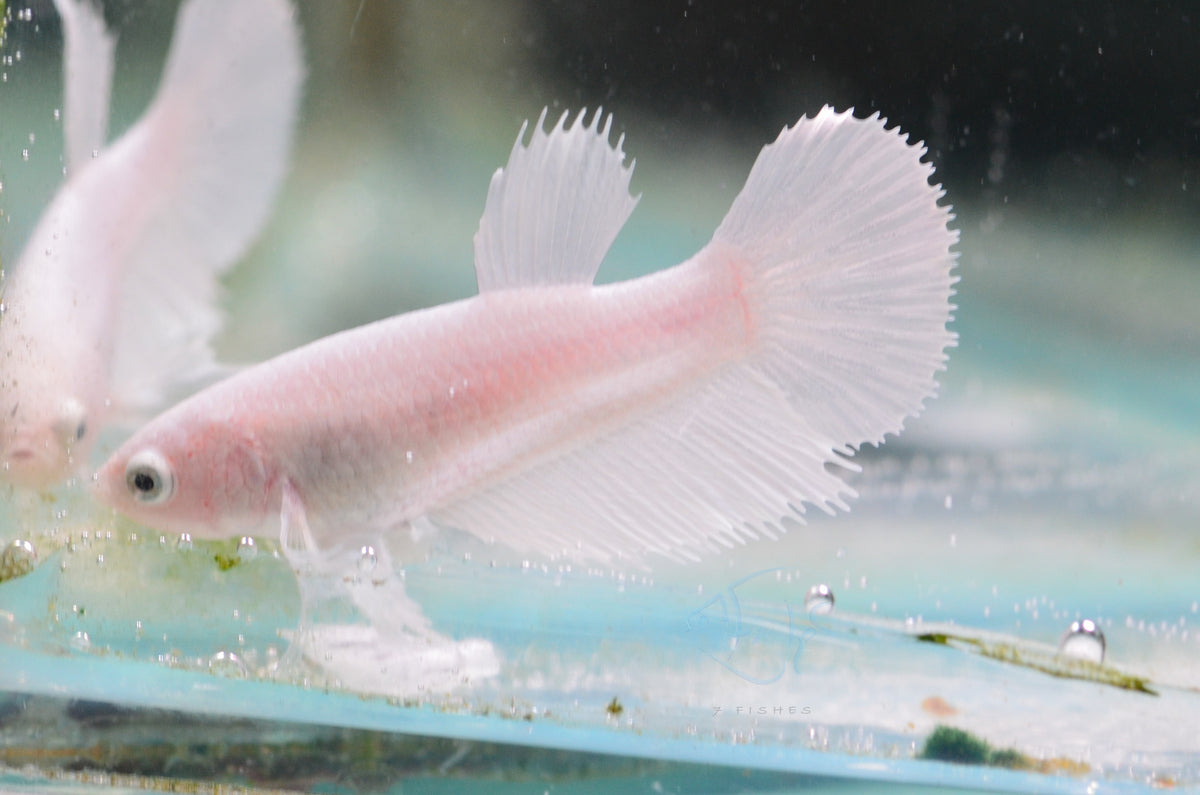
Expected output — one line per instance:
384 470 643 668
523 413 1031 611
0 443 70 489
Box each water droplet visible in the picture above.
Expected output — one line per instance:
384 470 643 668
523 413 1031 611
176 533 193 552
358 545 377 573
208 650 247 678
70 631 91 651
1058 618 1105 664
236 536 257 560
804 583 835 615
1 539 38 581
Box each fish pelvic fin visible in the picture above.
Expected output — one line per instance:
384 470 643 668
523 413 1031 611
107 0 304 414
473 107 639 292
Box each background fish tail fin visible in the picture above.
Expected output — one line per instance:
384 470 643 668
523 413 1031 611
108 0 304 413
51 0 116 174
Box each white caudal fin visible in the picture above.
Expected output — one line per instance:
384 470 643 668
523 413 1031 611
51 0 116 175
432 108 956 566
105 0 303 412
712 106 958 451
473 108 639 292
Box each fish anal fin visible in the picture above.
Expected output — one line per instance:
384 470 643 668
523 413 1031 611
430 369 854 569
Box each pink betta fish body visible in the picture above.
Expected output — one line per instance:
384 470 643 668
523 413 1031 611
96 107 958 567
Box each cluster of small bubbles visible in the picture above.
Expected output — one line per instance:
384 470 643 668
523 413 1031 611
358 544 377 573
18 8 34 22
1058 618 1106 664
176 533 193 552
208 649 247 678
236 536 257 560
69 631 91 651
0 538 37 581
804 583 835 615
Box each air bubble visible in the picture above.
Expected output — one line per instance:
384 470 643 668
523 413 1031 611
176 533 193 552
208 650 247 678
1 539 37 581
358 545 377 573
236 536 257 560
804 583 835 615
1058 618 1106 664
70 631 91 651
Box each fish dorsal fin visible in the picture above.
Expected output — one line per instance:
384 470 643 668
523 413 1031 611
107 0 303 413
52 0 116 175
473 108 639 292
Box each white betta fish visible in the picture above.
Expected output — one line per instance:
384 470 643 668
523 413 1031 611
96 107 957 571
0 0 302 487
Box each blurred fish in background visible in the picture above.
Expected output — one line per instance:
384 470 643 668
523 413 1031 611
0 0 302 488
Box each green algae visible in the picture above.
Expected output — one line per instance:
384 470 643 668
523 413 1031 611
916 631 1157 695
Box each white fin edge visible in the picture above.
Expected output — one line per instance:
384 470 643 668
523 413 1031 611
473 107 639 292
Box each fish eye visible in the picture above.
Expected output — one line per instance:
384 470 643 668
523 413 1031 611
124 449 176 505
53 398 88 445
